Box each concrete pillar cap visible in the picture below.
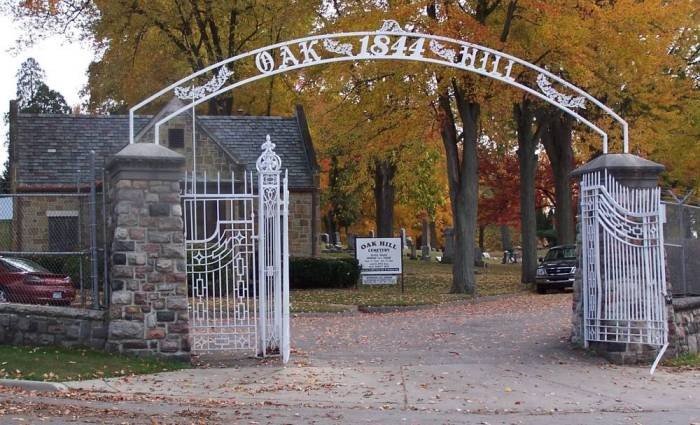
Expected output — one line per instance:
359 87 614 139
571 153 664 179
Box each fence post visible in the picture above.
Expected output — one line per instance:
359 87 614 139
89 151 99 309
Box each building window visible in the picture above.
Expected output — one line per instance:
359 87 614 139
168 128 185 149
47 211 79 252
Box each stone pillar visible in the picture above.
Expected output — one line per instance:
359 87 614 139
570 153 667 363
106 143 189 360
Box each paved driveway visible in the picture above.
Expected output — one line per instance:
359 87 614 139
3 292 700 424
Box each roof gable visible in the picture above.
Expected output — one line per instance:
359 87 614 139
12 112 316 189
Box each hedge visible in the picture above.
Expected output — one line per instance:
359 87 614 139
290 257 360 289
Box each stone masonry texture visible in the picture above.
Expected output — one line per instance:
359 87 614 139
0 303 107 349
106 148 190 359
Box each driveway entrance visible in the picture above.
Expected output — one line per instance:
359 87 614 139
51 292 700 424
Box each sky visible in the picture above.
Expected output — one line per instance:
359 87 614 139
0 13 94 166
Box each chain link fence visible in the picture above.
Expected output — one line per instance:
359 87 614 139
0 160 110 309
663 195 700 297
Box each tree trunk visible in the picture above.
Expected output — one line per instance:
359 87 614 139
515 100 538 284
374 160 396 237
539 109 575 245
500 225 512 251
421 216 431 250
478 224 486 252
207 96 233 115
438 85 478 294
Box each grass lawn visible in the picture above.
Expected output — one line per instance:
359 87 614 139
663 353 700 369
0 345 188 382
291 257 524 312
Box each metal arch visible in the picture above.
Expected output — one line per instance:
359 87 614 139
128 21 629 153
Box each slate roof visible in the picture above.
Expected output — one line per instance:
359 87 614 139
12 111 317 190
198 116 314 189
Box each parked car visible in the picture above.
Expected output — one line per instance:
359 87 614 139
0 256 75 305
535 245 577 294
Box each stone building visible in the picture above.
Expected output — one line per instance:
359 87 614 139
7 99 321 257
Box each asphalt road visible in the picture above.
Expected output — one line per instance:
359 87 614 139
1 292 699 424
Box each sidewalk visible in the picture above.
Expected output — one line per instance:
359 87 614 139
62 360 700 416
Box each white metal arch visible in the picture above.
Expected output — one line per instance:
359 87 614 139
129 20 629 154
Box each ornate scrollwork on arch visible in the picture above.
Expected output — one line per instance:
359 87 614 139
256 135 282 173
536 74 586 110
379 19 408 33
174 66 233 100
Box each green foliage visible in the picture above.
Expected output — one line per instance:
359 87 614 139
15 58 70 114
536 209 557 246
290 257 360 289
0 345 187 382
397 144 445 218
324 155 363 230
663 353 700 369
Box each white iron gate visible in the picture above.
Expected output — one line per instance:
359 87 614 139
183 136 290 362
580 171 668 370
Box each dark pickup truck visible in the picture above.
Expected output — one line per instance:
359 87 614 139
535 245 577 294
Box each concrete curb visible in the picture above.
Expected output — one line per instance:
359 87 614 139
0 379 68 392
357 304 433 313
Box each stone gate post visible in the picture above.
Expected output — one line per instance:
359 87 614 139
105 143 189 359
570 153 666 363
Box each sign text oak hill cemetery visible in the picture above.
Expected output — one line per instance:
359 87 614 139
355 237 403 286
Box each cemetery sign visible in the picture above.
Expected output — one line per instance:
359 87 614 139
356 237 403 286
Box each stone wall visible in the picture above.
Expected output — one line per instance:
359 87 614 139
0 303 106 349
106 144 189 359
288 191 314 257
669 297 700 356
12 195 95 252
139 115 242 178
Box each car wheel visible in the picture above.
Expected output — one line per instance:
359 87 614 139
536 284 546 294
0 287 8 303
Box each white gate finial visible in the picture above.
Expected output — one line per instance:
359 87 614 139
256 135 282 172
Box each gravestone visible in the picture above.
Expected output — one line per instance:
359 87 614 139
400 228 408 249
421 245 431 261
320 233 330 245
421 217 431 260
441 228 454 264
421 218 431 251
474 245 484 267
429 221 438 250
334 231 341 246
369 229 375 238
348 234 357 251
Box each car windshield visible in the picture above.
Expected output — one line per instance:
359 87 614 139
544 247 576 261
0 257 51 273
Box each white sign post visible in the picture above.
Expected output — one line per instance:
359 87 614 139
355 237 404 291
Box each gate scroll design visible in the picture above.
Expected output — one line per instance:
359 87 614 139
183 137 289 361
580 171 668 371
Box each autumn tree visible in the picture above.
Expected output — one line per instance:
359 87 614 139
5 0 321 115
